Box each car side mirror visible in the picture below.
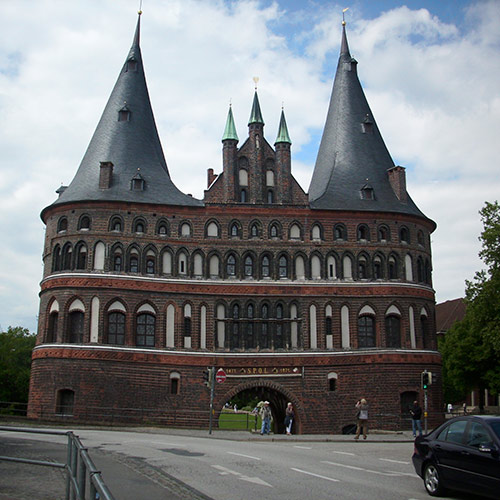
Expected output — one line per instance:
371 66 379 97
478 443 498 457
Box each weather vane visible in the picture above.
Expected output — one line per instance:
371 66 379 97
253 76 259 90
342 7 349 26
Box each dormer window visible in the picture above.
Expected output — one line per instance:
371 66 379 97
126 58 138 72
361 115 373 134
118 105 131 122
131 171 145 191
360 183 374 200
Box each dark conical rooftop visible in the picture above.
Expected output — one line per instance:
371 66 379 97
44 13 202 216
248 91 264 125
275 108 291 145
308 24 429 220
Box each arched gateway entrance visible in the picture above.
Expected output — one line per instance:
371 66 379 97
219 381 300 434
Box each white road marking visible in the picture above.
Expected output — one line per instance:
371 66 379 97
211 465 272 487
227 451 261 460
379 458 410 465
322 461 401 476
291 468 340 482
293 445 312 449
331 450 355 456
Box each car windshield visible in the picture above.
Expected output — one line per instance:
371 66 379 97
489 421 500 440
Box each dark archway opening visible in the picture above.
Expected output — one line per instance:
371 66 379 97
221 385 296 435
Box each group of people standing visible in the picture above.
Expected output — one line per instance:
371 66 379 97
259 401 295 435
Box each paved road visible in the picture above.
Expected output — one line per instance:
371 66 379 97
0 426 482 500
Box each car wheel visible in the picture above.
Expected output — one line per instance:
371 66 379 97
423 462 445 497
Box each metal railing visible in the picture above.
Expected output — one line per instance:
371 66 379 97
0 426 116 500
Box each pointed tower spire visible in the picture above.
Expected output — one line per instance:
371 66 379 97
248 91 264 125
308 21 426 218
44 12 202 213
275 108 291 145
222 104 239 142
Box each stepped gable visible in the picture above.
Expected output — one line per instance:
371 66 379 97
308 23 428 220
43 13 202 218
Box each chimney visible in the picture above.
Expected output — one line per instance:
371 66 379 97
99 161 114 189
387 166 407 203
207 168 217 188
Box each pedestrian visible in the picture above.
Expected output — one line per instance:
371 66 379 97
260 401 272 435
284 402 294 435
354 398 369 440
462 402 467 415
409 400 423 438
447 403 453 414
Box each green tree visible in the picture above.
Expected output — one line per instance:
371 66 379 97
440 201 500 410
0 326 36 403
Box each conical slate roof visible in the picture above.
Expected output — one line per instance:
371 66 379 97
308 25 427 219
275 109 291 145
248 91 264 125
45 14 202 214
222 105 238 142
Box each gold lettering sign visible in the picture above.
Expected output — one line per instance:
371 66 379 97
224 367 301 377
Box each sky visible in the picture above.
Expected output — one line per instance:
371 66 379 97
1 0 499 334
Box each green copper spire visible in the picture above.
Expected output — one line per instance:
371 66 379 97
248 91 264 125
222 105 238 142
275 108 291 145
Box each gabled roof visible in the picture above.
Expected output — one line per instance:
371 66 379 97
308 24 428 219
436 298 467 334
44 13 202 217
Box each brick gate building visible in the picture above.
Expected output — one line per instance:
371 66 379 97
28 13 442 433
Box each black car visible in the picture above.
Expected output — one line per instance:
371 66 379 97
412 415 500 498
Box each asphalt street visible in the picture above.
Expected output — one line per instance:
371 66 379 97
0 425 483 500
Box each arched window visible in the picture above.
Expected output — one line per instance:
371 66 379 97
230 304 240 349
388 255 398 279
357 224 370 241
373 255 383 279
275 304 284 348
133 219 146 234
421 314 429 349
244 255 254 277
386 315 401 348
146 256 155 274
53 245 61 272
278 255 288 278
136 313 155 347
226 255 236 277
378 225 390 241
311 224 322 240
107 312 125 345
245 303 255 348
170 372 180 395
178 252 188 275
47 312 58 343
289 224 301 240
417 257 424 282
358 316 375 348
267 190 274 203
399 226 410 243
183 304 192 347
230 222 240 237
57 217 68 233
110 216 122 232
78 215 91 230
75 243 87 270
157 221 169 236
240 189 247 202
260 304 269 349
250 223 260 238
327 255 337 280
270 223 280 239
357 255 368 279
328 372 338 391
129 254 139 273
334 224 346 241
113 253 122 272
207 221 219 237
261 255 270 278
68 311 84 343
209 255 220 277
61 243 73 270
417 230 425 246
180 222 191 237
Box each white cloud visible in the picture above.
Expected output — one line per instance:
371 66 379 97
0 0 498 332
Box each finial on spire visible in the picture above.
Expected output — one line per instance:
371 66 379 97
342 7 349 26
138 0 143 15
253 76 259 90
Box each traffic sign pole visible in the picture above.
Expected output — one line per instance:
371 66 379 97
208 366 215 435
